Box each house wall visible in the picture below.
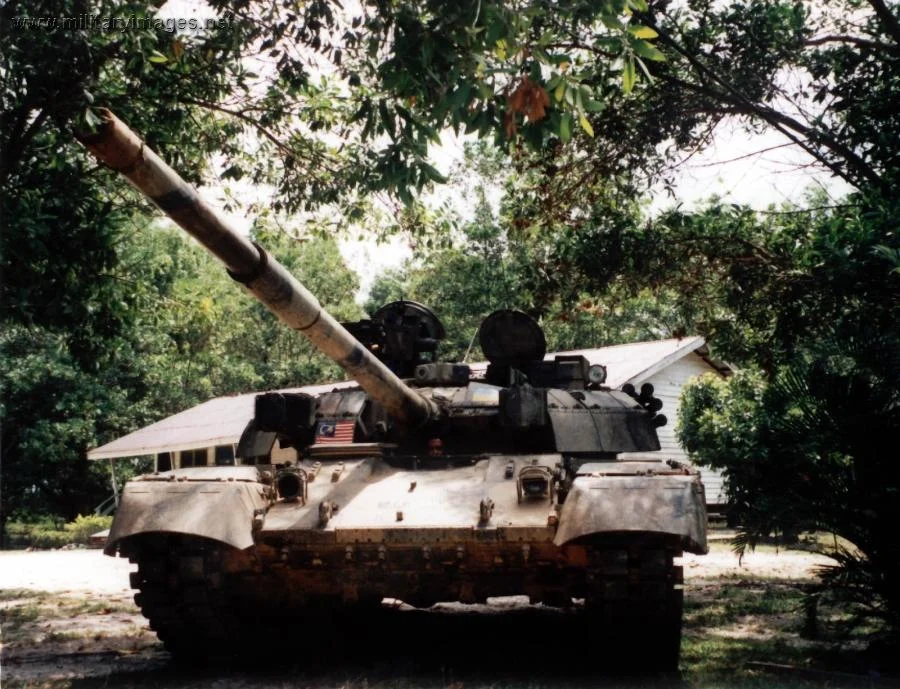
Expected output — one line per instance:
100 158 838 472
619 352 727 507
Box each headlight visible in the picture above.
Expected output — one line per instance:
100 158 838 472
587 364 607 385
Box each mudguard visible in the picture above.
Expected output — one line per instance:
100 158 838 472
104 467 270 555
554 474 708 553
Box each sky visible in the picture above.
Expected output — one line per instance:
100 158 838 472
657 123 852 210
157 0 852 302
332 123 852 299
194 119 851 302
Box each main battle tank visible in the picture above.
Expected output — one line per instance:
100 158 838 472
80 110 707 671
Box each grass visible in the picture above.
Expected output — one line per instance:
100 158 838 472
0 588 53 603
1 588 136 645
1 590 51 643
680 576 890 687
686 582 810 627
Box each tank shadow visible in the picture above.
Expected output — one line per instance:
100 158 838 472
68 600 685 688
277 601 672 675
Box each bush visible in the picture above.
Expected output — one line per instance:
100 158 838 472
64 514 113 543
4 514 113 549
29 528 70 549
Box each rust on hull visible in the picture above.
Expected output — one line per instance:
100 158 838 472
114 457 697 612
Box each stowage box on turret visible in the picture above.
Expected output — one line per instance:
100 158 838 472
80 111 707 671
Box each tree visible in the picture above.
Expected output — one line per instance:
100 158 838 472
3 0 666 217
0 210 364 535
2 0 261 530
644 192 900 644
366 144 690 360
679 334 900 635
1 0 323 532
166 224 366 396
0 326 126 524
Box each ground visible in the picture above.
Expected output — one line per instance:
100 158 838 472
0 536 891 688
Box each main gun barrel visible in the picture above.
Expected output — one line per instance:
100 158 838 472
78 109 436 425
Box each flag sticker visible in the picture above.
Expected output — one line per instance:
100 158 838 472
316 420 355 444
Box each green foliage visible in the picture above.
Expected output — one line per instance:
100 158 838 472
3 0 896 218
2 0 663 218
4 515 113 548
661 184 900 641
0 325 132 525
64 514 114 544
679 332 900 631
559 194 899 369
164 224 366 394
1 0 262 534
0 0 368 533
366 148 691 360
0 216 362 536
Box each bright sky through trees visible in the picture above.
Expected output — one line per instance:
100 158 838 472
154 0 853 300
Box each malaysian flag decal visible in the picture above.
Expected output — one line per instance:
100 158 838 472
315 420 355 444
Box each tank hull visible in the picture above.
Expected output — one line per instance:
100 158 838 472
112 457 705 669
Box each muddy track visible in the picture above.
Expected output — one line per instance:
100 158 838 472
123 532 687 670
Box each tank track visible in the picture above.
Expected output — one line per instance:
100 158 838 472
125 534 683 670
126 534 245 659
582 542 684 672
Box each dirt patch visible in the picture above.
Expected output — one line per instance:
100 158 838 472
683 541 836 581
1 589 161 683
0 549 137 594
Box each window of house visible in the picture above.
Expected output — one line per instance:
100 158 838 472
214 445 235 466
157 452 172 472
180 448 207 468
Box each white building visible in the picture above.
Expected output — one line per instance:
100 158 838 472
89 336 731 508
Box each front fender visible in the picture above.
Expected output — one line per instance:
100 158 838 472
105 473 269 555
554 474 708 554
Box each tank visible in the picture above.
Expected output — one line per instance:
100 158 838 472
79 110 707 671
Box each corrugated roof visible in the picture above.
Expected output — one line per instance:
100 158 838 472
88 337 713 460
544 336 707 388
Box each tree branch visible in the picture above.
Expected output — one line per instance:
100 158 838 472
867 0 900 45
805 34 900 54
0 105 48 188
755 203 862 216
650 33 885 193
181 98 340 173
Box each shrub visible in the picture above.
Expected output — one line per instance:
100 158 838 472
64 514 113 544
29 528 70 549
4 514 113 548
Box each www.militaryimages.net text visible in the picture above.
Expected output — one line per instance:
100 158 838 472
11 14 232 33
